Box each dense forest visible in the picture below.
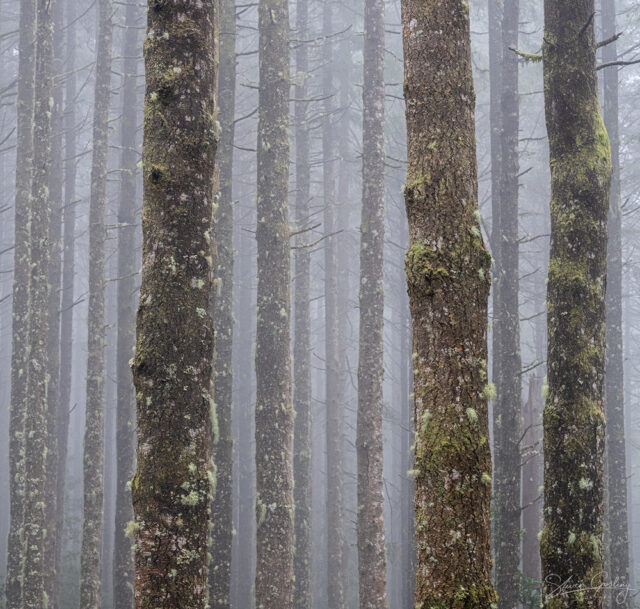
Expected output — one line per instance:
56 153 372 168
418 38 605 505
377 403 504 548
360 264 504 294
1 0 640 608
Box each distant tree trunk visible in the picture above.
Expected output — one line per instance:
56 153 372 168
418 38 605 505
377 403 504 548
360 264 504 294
56 0 76 598
6 0 36 605
293 0 312 601
540 1 611 607
22 0 55 605
254 0 293 600
79 0 113 605
131 0 217 606
44 0 65 604
401 0 497 607
322 5 346 609
494 1 522 608
522 374 543 585
210 0 235 603
113 3 141 608
357 0 387 605
602 1 630 604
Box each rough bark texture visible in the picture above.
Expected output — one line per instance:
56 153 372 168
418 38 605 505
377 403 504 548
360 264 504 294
79 1 113 606
6 0 36 605
210 0 235 602
22 0 55 606
357 0 388 605
540 1 611 607
602 1 630 604
131 0 217 607
323 5 346 609
44 1 65 604
113 3 141 608
401 1 497 607
493 1 521 608
293 0 312 602
254 0 293 599
56 1 76 599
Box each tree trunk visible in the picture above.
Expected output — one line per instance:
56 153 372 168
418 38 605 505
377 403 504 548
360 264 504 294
56 0 76 599
80 0 113 605
494 1 522 608
6 0 36 604
540 1 611 607
401 1 497 606
113 3 141 608
131 0 217 606
254 0 293 600
293 0 312 602
322 5 346 609
602 1 630 604
22 0 55 605
210 0 236 603
357 0 387 604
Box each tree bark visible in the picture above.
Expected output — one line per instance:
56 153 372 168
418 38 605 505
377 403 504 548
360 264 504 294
540 1 611 607
210 0 236 603
401 1 497 607
113 3 141 609
254 0 293 600
22 0 55 605
6 0 36 604
494 1 522 608
357 0 388 604
131 0 217 607
293 0 312 602
602 1 630 605
79 0 113 606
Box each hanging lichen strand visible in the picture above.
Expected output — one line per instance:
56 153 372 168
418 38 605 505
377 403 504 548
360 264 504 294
540 2 611 608
254 0 294 597
131 0 217 608
401 0 497 607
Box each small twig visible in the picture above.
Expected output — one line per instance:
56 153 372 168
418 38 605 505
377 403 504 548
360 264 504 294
597 32 623 49
597 58 640 70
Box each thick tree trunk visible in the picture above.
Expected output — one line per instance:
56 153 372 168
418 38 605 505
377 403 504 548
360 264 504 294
6 0 36 605
494 2 522 608
293 0 312 602
22 0 55 606
540 2 611 607
401 1 497 607
55 0 76 599
80 1 113 606
322 5 346 609
210 0 236 603
602 1 630 604
113 3 141 608
254 0 293 600
44 1 65 604
357 0 387 605
131 0 217 607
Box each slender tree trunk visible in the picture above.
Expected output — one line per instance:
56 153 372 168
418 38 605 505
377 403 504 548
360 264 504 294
22 0 55 606
494 2 522 608
44 1 65 604
602 1 630 604
113 3 141 608
56 0 76 598
6 0 36 605
540 1 611 607
210 0 236 603
322 5 346 609
131 0 217 607
293 0 312 601
357 0 387 605
522 374 543 586
401 0 497 606
254 0 293 599
80 0 113 606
